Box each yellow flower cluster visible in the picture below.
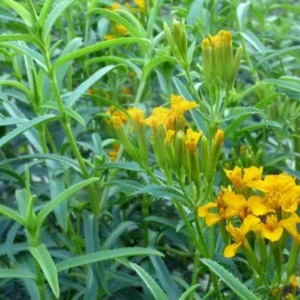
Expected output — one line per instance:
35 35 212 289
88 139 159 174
134 0 146 12
198 166 300 258
144 94 197 131
201 30 242 88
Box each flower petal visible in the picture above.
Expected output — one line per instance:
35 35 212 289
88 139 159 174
224 242 242 258
206 213 222 226
261 225 283 242
198 202 217 217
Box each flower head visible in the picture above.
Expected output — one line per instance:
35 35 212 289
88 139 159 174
166 130 175 145
127 107 145 126
224 215 261 258
185 128 203 152
108 144 120 162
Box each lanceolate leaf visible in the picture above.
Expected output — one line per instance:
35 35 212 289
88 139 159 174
0 114 58 148
130 263 169 300
2 0 32 26
37 178 99 226
53 38 150 70
178 284 201 300
29 245 59 298
56 248 163 272
201 259 258 300
0 204 25 225
44 0 76 37
0 269 36 280
66 65 117 108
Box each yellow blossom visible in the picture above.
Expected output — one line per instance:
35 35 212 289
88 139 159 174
248 173 300 212
104 35 116 40
112 116 123 128
224 215 261 258
108 144 120 161
110 3 120 10
134 0 145 11
185 128 202 152
224 166 263 190
166 130 175 145
127 107 145 125
116 24 129 36
202 38 210 48
259 214 299 242
213 129 224 145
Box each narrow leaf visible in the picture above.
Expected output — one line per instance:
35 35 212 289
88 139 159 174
130 263 169 300
37 178 99 226
201 258 258 300
56 247 163 272
0 268 36 280
30 245 59 298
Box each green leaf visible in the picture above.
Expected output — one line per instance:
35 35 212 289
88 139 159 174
131 186 190 206
179 284 201 300
0 34 43 49
147 0 163 38
0 167 25 187
222 107 265 122
0 204 25 225
44 0 76 38
38 0 54 27
42 102 86 126
84 214 110 295
201 258 258 300
0 80 33 100
53 37 150 71
102 221 136 250
143 56 176 80
66 65 117 108
37 178 99 226
30 245 59 298
0 268 36 280
130 263 169 300
0 114 58 149
0 154 81 174
239 31 265 55
237 2 250 31
263 78 300 93
56 247 163 272
86 56 142 79
144 216 177 229
237 120 281 134
91 162 143 174
150 256 180 300
88 8 142 37
2 0 32 26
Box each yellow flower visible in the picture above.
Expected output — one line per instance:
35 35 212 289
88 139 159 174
166 130 175 145
116 24 129 36
224 215 261 258
223 190 270 221
144 107 170 131
259 214 299 242
199 189 237 226
104 35 116 40
185 128 203 152
249 173 300 212
290 275 300 288
224 166 263 190
134 0 145 11
127 107 145 125
224 166 243 190
110 3 120 10
170 94 197 117
108 107 128 126
108 144 120 162
112 116 123 128
202 38 210 48
213 129 224 145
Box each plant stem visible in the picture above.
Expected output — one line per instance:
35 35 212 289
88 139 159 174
142 193 149 247
190 250 200 300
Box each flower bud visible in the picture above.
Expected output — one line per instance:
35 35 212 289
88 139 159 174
174 130 185 176
163 22 176 50
201 135 209 177
231 45 243 86
201 38 212 82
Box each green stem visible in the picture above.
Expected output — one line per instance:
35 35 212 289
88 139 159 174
190 250 200 300
142 194 149 247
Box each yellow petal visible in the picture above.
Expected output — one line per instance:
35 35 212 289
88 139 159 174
260 225 283 242
242 215 261 234
279 219 299 239
206 213 222 226
198 202 217 217
224 242 242 258
252 203 274 216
